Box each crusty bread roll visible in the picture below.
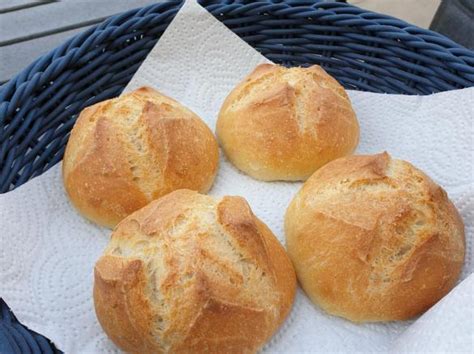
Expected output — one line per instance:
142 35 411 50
94 189 296 354
63 87 219 228
285 152 465 322
216 64 359 181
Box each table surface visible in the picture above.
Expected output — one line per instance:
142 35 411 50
0 0 158 85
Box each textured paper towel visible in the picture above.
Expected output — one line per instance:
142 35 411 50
0 0 472 352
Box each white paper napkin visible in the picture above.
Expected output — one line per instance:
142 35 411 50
1 0 472 352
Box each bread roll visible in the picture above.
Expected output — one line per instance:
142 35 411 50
94 189 296 353
63 87 219 228
217 64 359 181
285 152 465 322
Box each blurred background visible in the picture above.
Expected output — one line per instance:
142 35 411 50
348 0 441 28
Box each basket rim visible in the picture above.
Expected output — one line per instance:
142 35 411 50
1 0 474 98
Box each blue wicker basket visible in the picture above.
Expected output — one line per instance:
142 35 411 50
1 0 473 193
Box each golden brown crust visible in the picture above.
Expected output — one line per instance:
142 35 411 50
63 87 219 228
285 152 465 322
94 256 158 353
216 64 359 181
94 190 296 353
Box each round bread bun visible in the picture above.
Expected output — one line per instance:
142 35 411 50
285 152 465 322
94 189 296 353
216 63 359 181
63 87 219 228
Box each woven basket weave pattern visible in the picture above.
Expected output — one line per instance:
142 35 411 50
0 0 473 192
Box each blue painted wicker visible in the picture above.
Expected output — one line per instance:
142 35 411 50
0 0 473 193
0 298 62 354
